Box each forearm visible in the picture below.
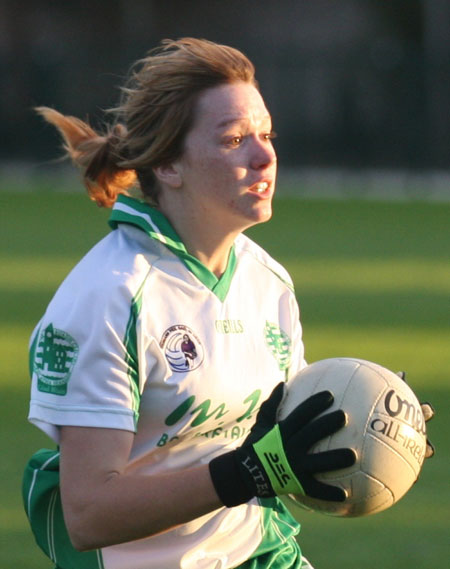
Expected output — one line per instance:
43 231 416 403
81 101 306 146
59 426 223 551
64 463 222 551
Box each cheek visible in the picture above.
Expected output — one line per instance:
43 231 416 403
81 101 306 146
196 157 242 193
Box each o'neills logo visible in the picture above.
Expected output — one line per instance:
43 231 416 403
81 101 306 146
369 389 426 466
384 389 426 435
160 325 204 373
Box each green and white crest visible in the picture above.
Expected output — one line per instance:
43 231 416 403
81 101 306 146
33 324 79 395
264 321 292 371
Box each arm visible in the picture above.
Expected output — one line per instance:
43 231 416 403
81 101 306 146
61 385 356 552
59 426 222 551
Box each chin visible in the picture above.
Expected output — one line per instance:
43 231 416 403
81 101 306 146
256 201 273 221
242 204 273 229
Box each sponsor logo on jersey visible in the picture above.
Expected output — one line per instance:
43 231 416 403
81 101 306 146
160 325 204 372
264 321 292 371
34 323 79 395
215 319 244 334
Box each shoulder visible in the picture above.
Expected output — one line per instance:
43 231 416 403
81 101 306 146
234 233 294 291
47 225 165 317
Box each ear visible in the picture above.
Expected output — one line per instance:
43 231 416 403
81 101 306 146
153 163 182 189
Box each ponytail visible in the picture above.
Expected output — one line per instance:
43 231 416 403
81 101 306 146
36 38 257 208
35 107 136 207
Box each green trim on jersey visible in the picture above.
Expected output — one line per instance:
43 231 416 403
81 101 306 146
124 280 146 430
109 195 237 302
262 266 295 293
22 448 104 569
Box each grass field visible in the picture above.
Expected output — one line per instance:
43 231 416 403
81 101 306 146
0 189 448 568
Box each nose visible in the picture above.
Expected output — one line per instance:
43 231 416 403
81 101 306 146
249 136 277 170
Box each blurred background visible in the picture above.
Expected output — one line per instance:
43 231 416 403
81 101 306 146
1 0 450 197
1 2 449 568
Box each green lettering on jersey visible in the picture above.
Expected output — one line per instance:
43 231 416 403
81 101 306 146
190 400 228 427
236 389 261 422
34 324 79 396
165 396 196 426
165 397 228 428
164 390 263 430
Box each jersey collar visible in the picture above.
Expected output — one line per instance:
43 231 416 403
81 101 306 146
109 195 237 301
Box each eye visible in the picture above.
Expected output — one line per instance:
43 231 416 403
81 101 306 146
263 131 277 142
230 136 243 146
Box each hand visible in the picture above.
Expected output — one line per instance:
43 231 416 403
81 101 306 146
209 383 356 507
397 371 435 458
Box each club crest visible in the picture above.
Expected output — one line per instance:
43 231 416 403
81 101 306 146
160 325 204 372
264 321 292 371
34 323 79 395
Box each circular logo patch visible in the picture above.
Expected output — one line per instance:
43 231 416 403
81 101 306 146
160 325 204 373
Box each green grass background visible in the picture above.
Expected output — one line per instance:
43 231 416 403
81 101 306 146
0 189 448 568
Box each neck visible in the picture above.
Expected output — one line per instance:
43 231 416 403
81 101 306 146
188 238 235 278
157 201 239 278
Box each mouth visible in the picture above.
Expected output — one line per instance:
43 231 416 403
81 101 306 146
249 181 272 198
255 182 269 193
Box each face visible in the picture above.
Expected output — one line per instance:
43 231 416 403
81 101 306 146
172 81 277 234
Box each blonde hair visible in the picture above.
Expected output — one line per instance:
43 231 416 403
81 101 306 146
37 38 257 207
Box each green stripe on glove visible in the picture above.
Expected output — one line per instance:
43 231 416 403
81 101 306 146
253 425 305 495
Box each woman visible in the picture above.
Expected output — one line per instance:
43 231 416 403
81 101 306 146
23 38 356 569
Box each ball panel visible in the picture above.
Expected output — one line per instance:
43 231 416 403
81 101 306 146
280 357 427 518
362 433 419 502
287 471 394 517
311 361 389 453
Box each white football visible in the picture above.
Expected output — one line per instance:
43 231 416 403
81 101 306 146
279 357 427 517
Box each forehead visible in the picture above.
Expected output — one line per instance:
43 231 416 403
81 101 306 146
192 82 271 130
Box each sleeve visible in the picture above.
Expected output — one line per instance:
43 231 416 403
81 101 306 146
28 269 155 443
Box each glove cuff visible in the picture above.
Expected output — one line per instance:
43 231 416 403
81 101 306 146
209 451 254 507
253 424 305 496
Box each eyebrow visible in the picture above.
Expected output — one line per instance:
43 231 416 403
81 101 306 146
216 115 272 130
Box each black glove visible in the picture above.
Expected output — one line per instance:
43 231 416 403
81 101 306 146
209 383 356 507
397 371 435 458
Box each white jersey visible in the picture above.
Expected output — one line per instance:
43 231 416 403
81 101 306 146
26 195 307 569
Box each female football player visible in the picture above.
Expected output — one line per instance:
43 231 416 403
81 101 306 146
24 38 356 569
